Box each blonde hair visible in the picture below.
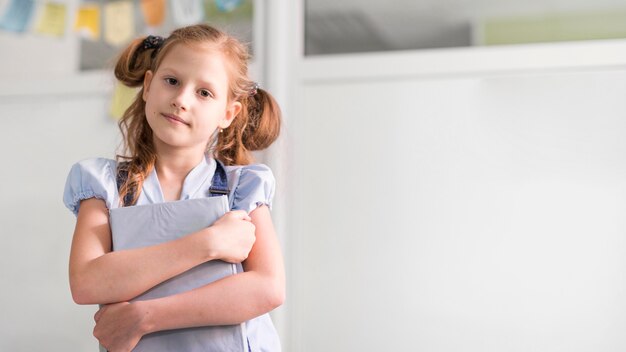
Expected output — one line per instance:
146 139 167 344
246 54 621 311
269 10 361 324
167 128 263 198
113 24 281 205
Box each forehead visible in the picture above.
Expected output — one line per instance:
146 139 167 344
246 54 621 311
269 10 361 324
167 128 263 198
158 43 231 87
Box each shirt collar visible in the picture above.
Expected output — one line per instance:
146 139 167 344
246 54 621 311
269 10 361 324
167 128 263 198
140 155 216 203
180 155 215 199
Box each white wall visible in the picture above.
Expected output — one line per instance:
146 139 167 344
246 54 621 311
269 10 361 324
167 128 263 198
0 32 78 78
287 51 626 351
0 3 115 349
0 77 118 351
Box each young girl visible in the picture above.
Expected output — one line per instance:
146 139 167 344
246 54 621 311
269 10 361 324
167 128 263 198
63 24 284 351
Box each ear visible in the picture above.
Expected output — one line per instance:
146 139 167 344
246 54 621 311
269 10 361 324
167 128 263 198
220 101 242 129
142 70 154 101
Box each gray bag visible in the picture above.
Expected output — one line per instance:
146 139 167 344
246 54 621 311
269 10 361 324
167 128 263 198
107 195 247 352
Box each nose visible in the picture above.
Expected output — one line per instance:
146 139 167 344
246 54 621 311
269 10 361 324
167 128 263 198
171 88 191 111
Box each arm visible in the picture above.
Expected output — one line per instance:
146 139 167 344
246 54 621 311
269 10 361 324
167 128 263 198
93 205 285 347
141 205 285 329
69 198 255 304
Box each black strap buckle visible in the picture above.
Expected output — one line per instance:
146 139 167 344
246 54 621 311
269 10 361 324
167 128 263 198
208 187 229 196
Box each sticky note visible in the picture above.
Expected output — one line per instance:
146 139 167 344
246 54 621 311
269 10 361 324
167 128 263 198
141 0 165 27
35 2 67 37
74 4 100 40
104 0 134 47
171 0 203 26
215 0 242 13
0 0 35 32
110 81 138 121
205 0 251 21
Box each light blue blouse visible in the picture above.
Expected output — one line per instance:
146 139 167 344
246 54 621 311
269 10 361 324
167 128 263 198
63 156 275 215
63 155 281 352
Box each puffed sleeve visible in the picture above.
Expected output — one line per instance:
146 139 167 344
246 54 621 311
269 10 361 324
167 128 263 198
63 158 117 216
229 164 276 214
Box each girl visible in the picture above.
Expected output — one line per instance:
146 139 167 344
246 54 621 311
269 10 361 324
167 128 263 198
63 24 284 351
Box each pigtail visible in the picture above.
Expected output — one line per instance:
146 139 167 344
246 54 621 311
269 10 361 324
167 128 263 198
114 37 160 87
214 87 282 165
243 88 281 151
114 36 164 206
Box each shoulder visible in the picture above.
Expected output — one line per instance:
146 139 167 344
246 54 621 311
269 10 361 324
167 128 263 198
67 158 117 186
69 157 117 175
63 158 118 215
224 164 276 213
224 163 274 183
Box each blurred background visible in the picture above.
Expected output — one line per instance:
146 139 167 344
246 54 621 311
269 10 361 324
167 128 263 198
1 0 626 351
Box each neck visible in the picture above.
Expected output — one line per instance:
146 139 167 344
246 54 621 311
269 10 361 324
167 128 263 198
153 143 206 182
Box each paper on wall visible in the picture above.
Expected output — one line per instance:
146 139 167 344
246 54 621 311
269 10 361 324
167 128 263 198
110 81 138 121
104 0 134 46
74 4 100 40
140 0 165 27
35 2 67 37
0 0 35 32
171 0 203 26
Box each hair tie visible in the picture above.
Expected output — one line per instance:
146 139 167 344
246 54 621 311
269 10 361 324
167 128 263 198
130 35 164 67
249 82 259 96
143 35 164 50
139 35 165 60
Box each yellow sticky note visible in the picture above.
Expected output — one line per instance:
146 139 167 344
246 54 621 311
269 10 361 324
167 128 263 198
141 0 165 27
110 82 138 121
104 0 134 47
35 2 67 37
74 4 100 40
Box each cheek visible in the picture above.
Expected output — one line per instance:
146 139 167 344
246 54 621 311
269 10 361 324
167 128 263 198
144 104 153 121
145 96 160 115
144 102 160 128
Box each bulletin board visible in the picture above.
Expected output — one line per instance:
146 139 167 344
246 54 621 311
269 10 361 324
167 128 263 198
79 0 255 71
0 0 255 71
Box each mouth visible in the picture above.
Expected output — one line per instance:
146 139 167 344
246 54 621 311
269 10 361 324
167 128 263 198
162 113 190 126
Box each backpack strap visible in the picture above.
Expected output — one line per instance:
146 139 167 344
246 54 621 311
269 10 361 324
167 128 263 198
116 161 134 207
208 160 230 197
116 160 229 207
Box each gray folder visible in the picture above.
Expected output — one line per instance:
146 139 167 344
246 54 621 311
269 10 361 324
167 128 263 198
108 196 247 352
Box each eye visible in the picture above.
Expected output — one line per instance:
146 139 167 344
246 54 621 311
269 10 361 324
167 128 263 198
164 77 178 86
198 89 213 98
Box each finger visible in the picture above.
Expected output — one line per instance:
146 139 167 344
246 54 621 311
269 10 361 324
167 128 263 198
94 306 106 322
229 210 251 220
229 209 246 217
239 210 252 221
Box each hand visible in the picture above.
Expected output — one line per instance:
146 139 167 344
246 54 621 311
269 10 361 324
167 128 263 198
93 302 147 352
204 210 256 263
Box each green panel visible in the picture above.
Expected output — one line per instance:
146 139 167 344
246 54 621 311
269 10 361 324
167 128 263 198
483 10 626 45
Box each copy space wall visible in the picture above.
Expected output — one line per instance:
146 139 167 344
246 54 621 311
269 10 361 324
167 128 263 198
0 75 119 351
288 61 626 351
0 2 116 348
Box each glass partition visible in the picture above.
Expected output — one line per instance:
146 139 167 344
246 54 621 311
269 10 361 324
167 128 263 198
305 0 626 55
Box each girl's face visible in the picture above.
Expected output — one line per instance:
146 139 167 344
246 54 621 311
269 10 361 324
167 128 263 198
142 43 241 154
